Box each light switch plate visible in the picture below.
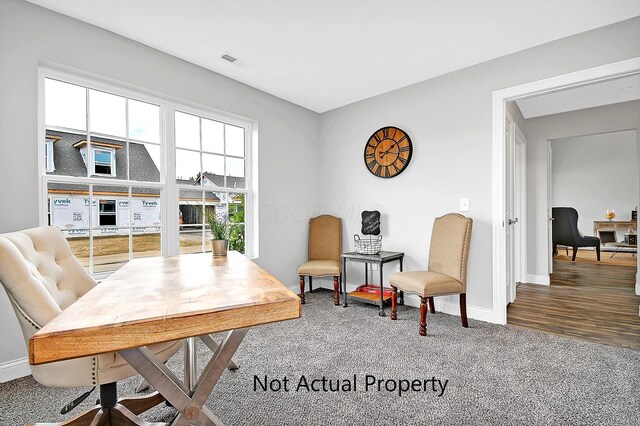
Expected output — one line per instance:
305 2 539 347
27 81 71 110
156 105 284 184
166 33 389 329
460 198 470 212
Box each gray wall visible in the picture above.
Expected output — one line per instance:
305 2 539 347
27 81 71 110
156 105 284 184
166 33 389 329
0 0 320 365
319 18 640 312
552 130 638 239
524 101 640 278
1 0 640 370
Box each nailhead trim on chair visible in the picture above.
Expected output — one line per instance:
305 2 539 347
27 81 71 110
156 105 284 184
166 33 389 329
10 293 100 386
302 273 341 278
397 289 462 298
92 358 96 385
8 293 41 331
459 219 471 283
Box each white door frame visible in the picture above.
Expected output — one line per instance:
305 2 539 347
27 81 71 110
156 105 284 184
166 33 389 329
514 123 527 287
491 57 640 325
546 141 553 277
504 110 526 304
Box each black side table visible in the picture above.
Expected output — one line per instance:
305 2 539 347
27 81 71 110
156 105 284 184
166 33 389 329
341 251 404 316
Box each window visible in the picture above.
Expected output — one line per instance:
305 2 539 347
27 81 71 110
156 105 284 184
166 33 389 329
99 200 117 226
175 109 248 254
93 148 115 176
41 71 254 275
44 138 55 172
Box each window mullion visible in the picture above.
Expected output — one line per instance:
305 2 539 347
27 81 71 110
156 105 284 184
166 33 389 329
86 87 91 179
128 187 133 261
89 184 94 275
164 102 179 256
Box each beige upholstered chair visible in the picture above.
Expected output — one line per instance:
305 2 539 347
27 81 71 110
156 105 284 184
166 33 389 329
0 226 182 423
389 213 473 336
297 215 342 305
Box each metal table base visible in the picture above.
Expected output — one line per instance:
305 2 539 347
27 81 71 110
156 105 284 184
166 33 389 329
120 329 247 426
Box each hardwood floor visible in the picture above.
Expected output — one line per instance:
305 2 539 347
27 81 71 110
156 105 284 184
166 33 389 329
555 246 636 267
507 258 640 351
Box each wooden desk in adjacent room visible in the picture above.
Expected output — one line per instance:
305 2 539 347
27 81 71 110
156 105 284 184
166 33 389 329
29 251 301 425
593 220 637 237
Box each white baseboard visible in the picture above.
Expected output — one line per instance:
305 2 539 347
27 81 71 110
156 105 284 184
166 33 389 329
310 281 496 323
0 357 31 383
636 281 639 296
526 274 550 285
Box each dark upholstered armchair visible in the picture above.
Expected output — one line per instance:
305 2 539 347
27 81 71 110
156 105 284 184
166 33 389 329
552 207 600 261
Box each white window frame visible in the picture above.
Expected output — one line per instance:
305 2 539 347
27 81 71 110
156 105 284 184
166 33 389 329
171 103 252 255
38 67 258 278
44 139 55 172
92 147 116 177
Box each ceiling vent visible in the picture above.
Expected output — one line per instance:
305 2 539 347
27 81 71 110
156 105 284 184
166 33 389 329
221 53 238 63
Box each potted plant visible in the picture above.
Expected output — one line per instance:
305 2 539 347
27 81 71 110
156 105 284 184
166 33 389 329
207 211 229 256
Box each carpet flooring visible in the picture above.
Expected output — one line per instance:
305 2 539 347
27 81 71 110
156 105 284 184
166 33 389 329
0 290 638 425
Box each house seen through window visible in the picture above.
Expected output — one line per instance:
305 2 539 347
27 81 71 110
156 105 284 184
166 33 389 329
42 74 253 275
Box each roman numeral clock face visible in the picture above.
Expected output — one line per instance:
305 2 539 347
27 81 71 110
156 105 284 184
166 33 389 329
364 126 413 178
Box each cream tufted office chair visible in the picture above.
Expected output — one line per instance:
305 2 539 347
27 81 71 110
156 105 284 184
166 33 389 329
0 226 182 424
389 213 473 336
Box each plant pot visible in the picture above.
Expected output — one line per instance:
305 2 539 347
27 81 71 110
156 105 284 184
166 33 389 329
211 239 228 256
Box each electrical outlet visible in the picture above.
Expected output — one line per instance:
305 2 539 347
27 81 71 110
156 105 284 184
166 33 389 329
372 263 378 271
460 198 470 212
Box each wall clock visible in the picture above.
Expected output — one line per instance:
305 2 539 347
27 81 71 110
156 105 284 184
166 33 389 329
364 126 413 178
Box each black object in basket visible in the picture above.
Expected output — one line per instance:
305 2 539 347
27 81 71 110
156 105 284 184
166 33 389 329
354 234 382 255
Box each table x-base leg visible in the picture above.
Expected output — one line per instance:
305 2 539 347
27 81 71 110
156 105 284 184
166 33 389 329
119 328 248 426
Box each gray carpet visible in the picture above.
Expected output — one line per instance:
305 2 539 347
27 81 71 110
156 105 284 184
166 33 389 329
0 289 638 425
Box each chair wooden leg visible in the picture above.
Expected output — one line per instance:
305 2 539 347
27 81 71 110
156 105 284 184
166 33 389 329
572 247 578 261
428 297 436 313
118 391 165 415
29 405 104 425
391 286 397 320
419 297 428 336
553 243 557 257
299 275 305 304
333 276 340 306
31 383 167 426
596 245 601 261
565 247 568 256
309 276 313 293
460 293 469 328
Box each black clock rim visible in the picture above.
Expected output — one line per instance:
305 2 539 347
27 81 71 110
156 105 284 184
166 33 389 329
363 126 413 179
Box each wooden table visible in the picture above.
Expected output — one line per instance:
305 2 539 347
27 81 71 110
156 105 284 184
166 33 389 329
341 251 404 316
593 220 637 237
29 251 301 425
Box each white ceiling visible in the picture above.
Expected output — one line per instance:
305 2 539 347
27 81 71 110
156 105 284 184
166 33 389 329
516 73 640 119
26 0 640 113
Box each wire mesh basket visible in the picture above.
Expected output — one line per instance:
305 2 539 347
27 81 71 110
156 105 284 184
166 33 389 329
354 234 382 255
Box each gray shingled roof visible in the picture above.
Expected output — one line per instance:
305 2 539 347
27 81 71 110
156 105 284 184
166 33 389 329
200 172 245 190
46 130 160 181
46 131 236 201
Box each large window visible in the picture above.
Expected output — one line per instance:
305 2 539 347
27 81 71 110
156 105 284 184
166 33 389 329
41 71 254 276
175 109 248 254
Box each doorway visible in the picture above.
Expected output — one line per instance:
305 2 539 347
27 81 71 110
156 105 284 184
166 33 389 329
491 57 640 325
